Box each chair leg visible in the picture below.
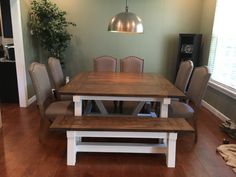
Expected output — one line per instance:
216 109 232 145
84 100 93 114
193 116 198 143
113 101 118 113
91 100 97 112
39 118 50 143
146 101 152 113
140 103 146 113
152 102 160 116
119 101 123 113
194 128 198 143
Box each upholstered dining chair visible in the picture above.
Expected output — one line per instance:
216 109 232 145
175 60 194 93
48 57 65 90
29 62 74 140
119 56 144 113
153 60 193 115
120 56 144 73
94 56 117 72
48 57 72 100
169 66 211 142
93 56 117 113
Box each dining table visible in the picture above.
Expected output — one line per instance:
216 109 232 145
58 72 185 117
56 72 188 167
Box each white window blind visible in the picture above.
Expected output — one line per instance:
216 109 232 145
208 0 236 93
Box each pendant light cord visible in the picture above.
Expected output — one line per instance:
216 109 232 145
125 0 128 12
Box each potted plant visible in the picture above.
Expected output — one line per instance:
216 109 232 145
29 0 76 64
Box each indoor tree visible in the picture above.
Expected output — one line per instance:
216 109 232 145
29 0 76 64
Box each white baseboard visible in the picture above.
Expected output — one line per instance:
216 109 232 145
202 100 230 121
28 95 36 106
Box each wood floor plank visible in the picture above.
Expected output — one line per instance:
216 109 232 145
0 103 235 177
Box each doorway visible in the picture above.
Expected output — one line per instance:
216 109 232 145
0 0 28 107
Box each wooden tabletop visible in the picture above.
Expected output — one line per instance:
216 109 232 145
59 72 185 98
50 116 194 132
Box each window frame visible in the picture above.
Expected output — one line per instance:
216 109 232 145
208 79 236 100
207 0 236 100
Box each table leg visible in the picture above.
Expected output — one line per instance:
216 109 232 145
166 133 177 168
160 98 171 118
73 96 82 116
67 131 77 166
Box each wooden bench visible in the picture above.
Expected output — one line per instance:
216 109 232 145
50 116 194 168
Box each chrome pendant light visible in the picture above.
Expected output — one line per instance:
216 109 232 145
108 0 143 34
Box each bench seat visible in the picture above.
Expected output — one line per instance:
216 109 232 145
50 116 194 168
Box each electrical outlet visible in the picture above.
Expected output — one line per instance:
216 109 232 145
66 76 70 83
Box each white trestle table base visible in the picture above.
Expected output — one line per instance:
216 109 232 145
73 95 171 118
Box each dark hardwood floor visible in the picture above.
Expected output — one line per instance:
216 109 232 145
0 103 235 177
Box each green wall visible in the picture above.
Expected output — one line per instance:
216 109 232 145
54 0 203 80
20 0 236 120
205 87 236 119
20 0 40 98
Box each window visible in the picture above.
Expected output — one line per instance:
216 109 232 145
208 0 236 97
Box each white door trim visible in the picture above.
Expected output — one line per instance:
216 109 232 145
10 0 28 107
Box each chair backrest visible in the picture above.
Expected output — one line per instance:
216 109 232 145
187 66 211 107
120 56 144 73
94 56 117 72
175 60 194 93
48 57 65 89
29 62 53 116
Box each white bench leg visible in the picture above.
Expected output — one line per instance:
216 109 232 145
166 133 177 168
67 131 77 165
